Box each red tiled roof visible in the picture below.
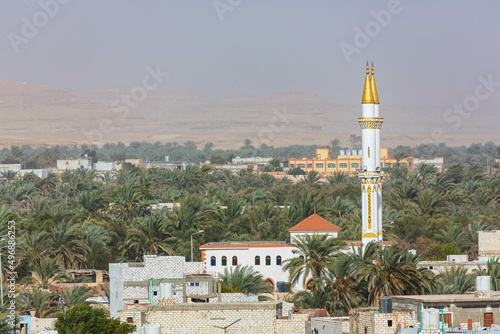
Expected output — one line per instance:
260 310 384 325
288 214 342 232
200 243 295 249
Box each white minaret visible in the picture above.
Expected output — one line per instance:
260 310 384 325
359 61 384 246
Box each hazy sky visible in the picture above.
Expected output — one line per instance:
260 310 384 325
0 0 499 106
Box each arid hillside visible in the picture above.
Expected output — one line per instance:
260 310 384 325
0 80 498 149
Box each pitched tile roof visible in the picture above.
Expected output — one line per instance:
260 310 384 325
288 213 342 232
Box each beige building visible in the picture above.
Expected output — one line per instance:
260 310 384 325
119 302 310 334
478 230 500 260
57 158 93 170
349 308 418 334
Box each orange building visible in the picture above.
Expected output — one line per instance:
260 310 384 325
288 148 413 174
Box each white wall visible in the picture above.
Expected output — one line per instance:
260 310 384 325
203 245 311 291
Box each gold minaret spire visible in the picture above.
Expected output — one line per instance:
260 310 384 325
361 60 375 104
370 62 380 104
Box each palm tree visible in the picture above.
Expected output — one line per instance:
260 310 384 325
19 289 58 318
434 266 476 294
18 230 51 266
57 286 95 311
475 258 500 291
126 214 173 260
220 265 272 294
21 257 70 289
357 246 433 305
81 224 112 269
283 234 345 289
326 171 348 184
1 170 17 182
50 220 89 269
74 190 107 220
393 151 408 167
317 254 362 315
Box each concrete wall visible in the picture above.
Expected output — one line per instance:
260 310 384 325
31 317 57 333
94 162 115 171
311 318 344 334
120 302 281 334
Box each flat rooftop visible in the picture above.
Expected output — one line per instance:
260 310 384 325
393 294 500 303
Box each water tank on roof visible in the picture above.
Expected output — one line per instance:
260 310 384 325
476 276 491 291
379 297 392 313
421 308 440 331
160 283 173 298
141 323 161 334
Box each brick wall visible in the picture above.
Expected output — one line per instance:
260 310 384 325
31 317 57 333
120 302 282 334
275 319 310 334
350 309 418 334
478 231 500 257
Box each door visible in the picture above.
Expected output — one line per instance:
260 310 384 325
439 313 452 328
484 312 494 328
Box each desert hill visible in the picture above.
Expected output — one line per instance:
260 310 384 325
0 80 498 149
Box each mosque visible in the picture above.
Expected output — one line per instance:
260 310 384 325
200 62 386 291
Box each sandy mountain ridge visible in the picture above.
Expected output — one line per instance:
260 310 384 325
0 80 498 150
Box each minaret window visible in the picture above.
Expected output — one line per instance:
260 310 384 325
265 256 271 266
232 256 238 266
221 256 227 266
276 256 282 266
255 256 260 265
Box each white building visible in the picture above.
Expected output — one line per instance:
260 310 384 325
200 212 343 292
93 161 115 171
19 169 52 178
57 158 93 170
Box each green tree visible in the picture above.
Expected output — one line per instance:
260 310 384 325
220 265 272 294
283 234 345 289
55 302 135 334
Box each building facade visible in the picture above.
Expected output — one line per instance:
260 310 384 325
288 147 413 175
200 213 343 292
56 158 93 170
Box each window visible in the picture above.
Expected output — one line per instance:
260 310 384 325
388 320 393 327
402 163 407 166
327 163 335 168
276 256 282 266
127 317 133 323
297 164 305 168
153 291 158 296
290 164 295 168
307 164 312 169
339 163 348 168
266 256 271 266
428 266 433 270
255 256 260 265
211 256 216 266
221 256 227 266
315 163 324 168
385 163 391 168
232 256 238 266
351 163 360 169
190 282 200 287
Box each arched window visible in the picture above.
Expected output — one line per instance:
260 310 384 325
210 256 216 266
232 256 238 266
255 256 260 265
221 256 227 266
265 256 271 266
276 256 282 266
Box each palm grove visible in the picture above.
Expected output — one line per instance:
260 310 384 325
0 140 499 323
